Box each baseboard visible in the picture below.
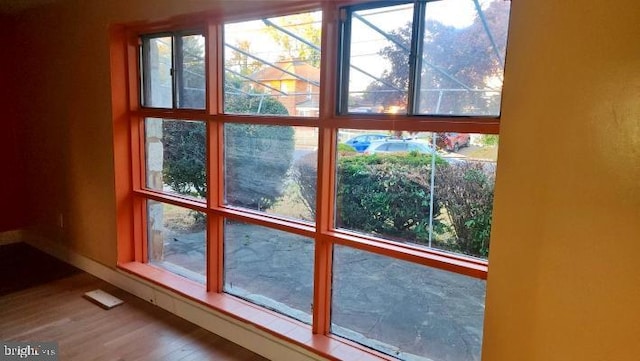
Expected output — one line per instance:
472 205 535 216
19 231 324 361
0 230 23 245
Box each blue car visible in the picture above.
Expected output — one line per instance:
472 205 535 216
344 134 390 152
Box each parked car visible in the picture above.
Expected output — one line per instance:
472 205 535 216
437 132 471 152
364 139 436 155
344 133 390 152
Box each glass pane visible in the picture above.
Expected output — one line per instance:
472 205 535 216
224 220 314 324
336 129 497 259
345 3 414 114
417 0 511 115
223 11 322 117
142 36 173 108
147 200 206 284
224 124 317 222
177 34 205 109
145 118 206 201
332 245 486 360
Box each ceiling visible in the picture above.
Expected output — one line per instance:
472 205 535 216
0 0 58 14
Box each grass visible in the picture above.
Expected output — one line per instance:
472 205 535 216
162 203 204 232
459 144 499 161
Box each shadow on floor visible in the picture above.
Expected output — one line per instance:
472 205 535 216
0 242 81 296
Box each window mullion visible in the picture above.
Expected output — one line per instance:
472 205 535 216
172 35 179 109
313 2 340 335
206 23 219 115
140 38 151 107
312 127 337 335
336 7 351 115
204 22 225 293
408 0 426 115
207 122 224 292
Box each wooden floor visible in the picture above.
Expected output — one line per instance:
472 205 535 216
0 243 269 361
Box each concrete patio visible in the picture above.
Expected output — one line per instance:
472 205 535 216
158 222 486 361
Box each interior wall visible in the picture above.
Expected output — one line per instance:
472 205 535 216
0 15 27 232
484 0 640 360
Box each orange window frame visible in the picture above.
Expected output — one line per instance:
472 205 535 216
111 1 497 359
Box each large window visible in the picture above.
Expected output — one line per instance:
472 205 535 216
117 1 510 360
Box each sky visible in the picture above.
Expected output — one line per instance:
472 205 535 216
223 0 508 93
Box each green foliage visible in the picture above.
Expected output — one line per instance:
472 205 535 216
162 96 293 212
339 152 447 169
293 151 495 258
435 162 495 257
223 96 292 210
292 152 317 218
336 153 443 242
224 123 294 210
264 12 321 66
224 92 289 116
337 143 357 155
480 134 499 146
226 39 263 75
162 121 207 198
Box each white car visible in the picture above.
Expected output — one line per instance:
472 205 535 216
364 139 436 155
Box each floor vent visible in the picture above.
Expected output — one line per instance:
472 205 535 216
84 289 124 309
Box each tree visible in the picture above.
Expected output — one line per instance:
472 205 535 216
226 39 263 76
161 96 293 211
264 12 321 66
365 1 510 114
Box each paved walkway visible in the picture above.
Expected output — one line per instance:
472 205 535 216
161 222 485 361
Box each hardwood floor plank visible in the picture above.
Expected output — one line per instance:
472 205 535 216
0 244 269 361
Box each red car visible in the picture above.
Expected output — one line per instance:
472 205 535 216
437 132 471 152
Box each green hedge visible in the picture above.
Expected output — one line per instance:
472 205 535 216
336 153 446 242
294 151 495 258
435 162 495 257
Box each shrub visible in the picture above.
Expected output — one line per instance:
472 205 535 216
435 162 495 257
336 153 445 242
337 143 357 155
292 152 318 218
225 123 294 210
292 149 496 257
163 121 207 199
162 95 294 212
291 144 359 219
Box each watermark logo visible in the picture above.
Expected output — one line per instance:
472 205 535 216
1 342 58 360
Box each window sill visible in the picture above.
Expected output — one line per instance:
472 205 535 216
118 262 391 361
